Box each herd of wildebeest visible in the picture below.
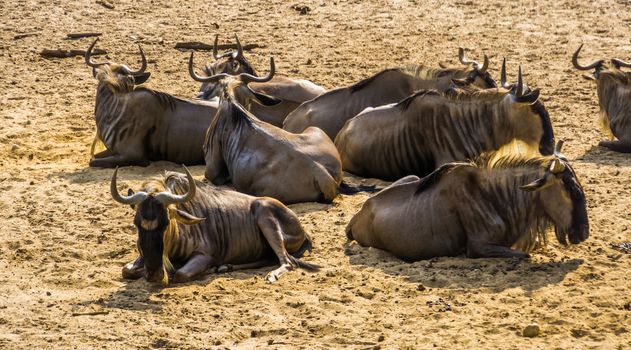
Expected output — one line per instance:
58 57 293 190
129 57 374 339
81 35 631 284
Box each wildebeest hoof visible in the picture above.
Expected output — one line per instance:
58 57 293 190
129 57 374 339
265 272 279 283
208 266 218 274
173 271 192 283
122 264 144 280
217 264 233 273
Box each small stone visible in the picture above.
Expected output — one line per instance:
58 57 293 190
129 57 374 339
417 284 426 291
46 291 51 296
377 335 385 342
523 323 540 338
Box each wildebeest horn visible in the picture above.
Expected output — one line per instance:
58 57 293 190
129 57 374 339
500 58 510 88
239 57 275 83
213 34 220 59
554 140 564 154
111 167 149 205
478 53 489 73
549 159 566 174
188 51 230 82
234 34 243 59
516 65 524 96
572 44 604 71
155 166 197 205
127 45 147 75
85 38 108 68
611 58 631 69
458 47 475 66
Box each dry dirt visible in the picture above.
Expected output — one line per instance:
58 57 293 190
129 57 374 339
1 0 631 349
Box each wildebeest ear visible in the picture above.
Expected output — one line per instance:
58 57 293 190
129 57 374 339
132 72 151 85
251 91 282 106
519 177 546 192
127 189 136 209
173 209 205 225
451 78 469 86
517 88 540 105
582 74 596 81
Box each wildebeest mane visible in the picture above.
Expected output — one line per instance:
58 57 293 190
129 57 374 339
399 64 468 80
413 162 468 195
349 68 401 93
397 89 441 111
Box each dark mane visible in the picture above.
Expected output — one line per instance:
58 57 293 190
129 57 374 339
226 96 255 128
397 89 440 111
399 64 468 79
532 100 555 155
349 68 401 93
414 162 468 195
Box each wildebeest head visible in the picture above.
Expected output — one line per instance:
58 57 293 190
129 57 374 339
519 141 589 245
197 35 258 99
85 38 151 93
110 167 203 284
450 47 497 88
499 62 555 155
189 51 281 108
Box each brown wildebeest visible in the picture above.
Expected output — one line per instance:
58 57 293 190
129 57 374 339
196 34 326 127
85 39 218 167
335 65 555 180
572 44 631 153
282 47 497 140
189 52 351 204
112 167 318 284
346 141 589 261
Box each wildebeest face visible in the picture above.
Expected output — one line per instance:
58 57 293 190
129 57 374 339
519 142 589 245
133 195 169 283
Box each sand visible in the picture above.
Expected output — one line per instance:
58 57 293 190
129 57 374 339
1 0 630 348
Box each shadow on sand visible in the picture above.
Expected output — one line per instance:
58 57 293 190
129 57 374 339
576 144 631 166
344 241 583 294
47 162 208 184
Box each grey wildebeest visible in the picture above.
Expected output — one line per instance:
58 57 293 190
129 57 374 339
572 44 631 153
85 38 218 167
334 65 555 180
112 167 318 284
188 52 347 204
346 141 589 261
196 35 326 127
282 47 498 140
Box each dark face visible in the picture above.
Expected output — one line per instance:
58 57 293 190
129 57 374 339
133 197 169 283
198 54 256 99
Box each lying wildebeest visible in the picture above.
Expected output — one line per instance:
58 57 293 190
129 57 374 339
282 47 497 140
85 38 218 167
335 65 554 180
346 141 589 261
112 167 318 284
572 44 631 153
189 52 347 204
195 34 326 127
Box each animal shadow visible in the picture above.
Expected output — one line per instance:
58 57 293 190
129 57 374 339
345 242 583 294
577 144 631 166
47 163 208 184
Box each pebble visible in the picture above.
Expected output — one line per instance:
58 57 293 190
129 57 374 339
523 323 540 338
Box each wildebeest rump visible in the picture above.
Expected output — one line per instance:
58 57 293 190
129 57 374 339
189 53 344 204
282 47 497 140
335 66 554 180
572 44 631 153
85 39 218 167
346 141 588 261
196 34 326 127
112 167 318 284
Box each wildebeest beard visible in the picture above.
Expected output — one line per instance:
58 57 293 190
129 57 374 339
531 100 555 155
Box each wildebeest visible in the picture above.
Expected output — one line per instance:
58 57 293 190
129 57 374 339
112 167 318 284
572 44 631 153
346 141 589 261
334 65 554 180
85 39 218 167
282 47 497 140
189 52 345 204
195 34 326 127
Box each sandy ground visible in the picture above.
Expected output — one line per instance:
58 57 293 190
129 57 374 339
1 0 630 348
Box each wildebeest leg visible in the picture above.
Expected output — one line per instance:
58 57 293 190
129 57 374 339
467 242 530 259
173 253 216 283
598 140 631 153
122 255 144 279
89 153 150 168
217 260 274 273
92 148 115 159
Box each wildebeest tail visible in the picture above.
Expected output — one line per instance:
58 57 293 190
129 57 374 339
339 181 379 194
290 234 320 271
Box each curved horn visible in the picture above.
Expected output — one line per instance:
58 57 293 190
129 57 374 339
127 44 147 75
234 34 243 59
239 57 275 83
572 44 604 71
111 167 149 205
458 47 475 65
611 58 631 69
500 57 510 88
478 53 489 73
188 51 230 82
213 34 220 59
550 158 566 174
85 38 108 68
554 139 564 155
154 166 197 206
516 65 524 96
